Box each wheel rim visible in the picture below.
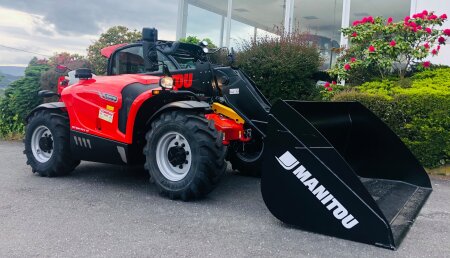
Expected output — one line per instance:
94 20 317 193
156 131 192 181
31 125 54 163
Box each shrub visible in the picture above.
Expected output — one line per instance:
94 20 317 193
329 11 449 83
236 30 322 103
0 58 50 138
332 68 450 167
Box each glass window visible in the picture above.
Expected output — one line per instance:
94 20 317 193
171 54 197 69
293 0 343 70
350 0 410 26
111 46 176 75
186 2 227 47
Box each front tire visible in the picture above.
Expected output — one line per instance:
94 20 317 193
144 110 227 201
24 110 80 177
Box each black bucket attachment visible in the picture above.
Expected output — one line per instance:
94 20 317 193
261 100 432 250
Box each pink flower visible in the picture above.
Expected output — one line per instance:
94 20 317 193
367 16 374 23
422 10 429 16
438 36 446 44
390 40 396 47
352 32 358 37
344 63 351 70
432 49 438 55
424 42 430 49
324 82 330 88
428 14 438 20
368 45 375 52
437 45 441 50
350 57 356 63
426 28 432 34
444 29 450 36
327 87 333 91
332 81 337 85
422 61 431 68
440 14 448 20
409 22 417 28
352 20 359 26
387 17 393 24
404 16 411 23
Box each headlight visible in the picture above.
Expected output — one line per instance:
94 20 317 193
159 77 173 89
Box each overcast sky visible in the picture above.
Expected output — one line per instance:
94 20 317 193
0 0 179 66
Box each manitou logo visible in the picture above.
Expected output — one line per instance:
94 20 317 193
275 151 359 229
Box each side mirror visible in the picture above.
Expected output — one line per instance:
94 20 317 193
55 65 68 73
142 27 159 72
75 68 93 79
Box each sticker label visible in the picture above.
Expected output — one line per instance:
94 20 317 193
229 88 239 94
106 105 114 111
98 109 114 123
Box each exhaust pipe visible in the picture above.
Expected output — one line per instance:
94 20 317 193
261 100 432 250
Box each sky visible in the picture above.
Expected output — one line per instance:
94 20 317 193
0 0 179 66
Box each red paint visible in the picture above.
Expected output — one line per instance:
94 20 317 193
172 73 194 90
205 113 250 145
61 74 161 144
101 43 128 58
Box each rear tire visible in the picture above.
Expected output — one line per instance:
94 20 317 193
228 138 264 177
143 110 227 201
24 110 80 177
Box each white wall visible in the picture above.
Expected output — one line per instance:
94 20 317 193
411 0 450 65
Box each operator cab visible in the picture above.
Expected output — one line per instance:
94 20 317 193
106 42 207 76
105 42 214 96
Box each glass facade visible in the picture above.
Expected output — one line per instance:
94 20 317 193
293 0 343 69
179 0 413 68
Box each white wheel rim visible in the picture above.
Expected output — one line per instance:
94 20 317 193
156 131 192 181
31 125 54 163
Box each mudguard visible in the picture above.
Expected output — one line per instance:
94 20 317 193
26 102 66 122
261 100 432 250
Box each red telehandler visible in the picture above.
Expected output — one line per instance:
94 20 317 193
24 28 431 249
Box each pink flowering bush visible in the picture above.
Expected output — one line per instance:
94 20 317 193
329 10 449 82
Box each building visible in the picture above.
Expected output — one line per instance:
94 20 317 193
176 0 450 68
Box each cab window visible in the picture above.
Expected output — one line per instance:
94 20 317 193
111 46 176 75
171 54 196 69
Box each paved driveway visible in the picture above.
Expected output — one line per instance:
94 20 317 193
0 141 449 257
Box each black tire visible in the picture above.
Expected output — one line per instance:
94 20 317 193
24 110 80 177
143 110 227 201
228 138 264 177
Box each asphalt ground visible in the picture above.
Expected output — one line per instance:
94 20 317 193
0 140 449 257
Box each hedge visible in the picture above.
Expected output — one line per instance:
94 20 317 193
236 33 321 103
333 68 450 168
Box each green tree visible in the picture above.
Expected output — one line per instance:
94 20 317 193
87 26 142 75
329 11 449 82
0 58 50 137
179 36 217 48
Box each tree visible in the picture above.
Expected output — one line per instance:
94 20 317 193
0 58 50 137
329 11 449 82
87 26 142 75
179 36 217 48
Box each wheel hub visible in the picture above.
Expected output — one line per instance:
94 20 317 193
168 146 188 167
31 125 54 163
38 135 53 153
155 131 192 181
